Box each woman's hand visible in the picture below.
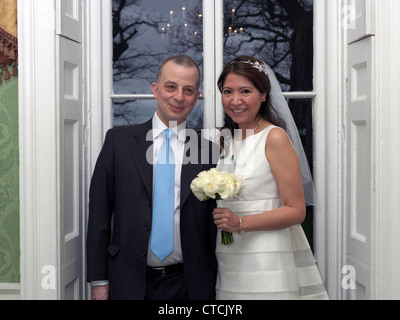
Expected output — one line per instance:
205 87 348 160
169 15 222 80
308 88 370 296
213 207 241 233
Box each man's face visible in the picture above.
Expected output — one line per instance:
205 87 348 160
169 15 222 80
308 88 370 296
151 61 201 127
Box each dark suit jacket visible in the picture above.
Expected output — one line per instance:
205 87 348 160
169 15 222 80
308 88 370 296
86 119 219 300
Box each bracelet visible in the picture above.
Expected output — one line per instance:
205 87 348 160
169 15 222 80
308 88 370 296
238 216 245 235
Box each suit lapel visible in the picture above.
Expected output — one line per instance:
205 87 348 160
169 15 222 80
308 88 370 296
128 120 153 198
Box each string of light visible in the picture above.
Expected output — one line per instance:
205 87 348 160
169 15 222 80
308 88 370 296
160 6 243 38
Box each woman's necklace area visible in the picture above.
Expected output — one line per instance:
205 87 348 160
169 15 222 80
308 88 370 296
231 118 263 161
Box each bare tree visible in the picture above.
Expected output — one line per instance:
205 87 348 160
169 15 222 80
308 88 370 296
222 0 313 90
112 0 314 151
162 2 204 69
112 0 168 126
113 0 166 85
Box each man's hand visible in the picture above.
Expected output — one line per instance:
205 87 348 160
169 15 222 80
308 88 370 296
91 285 109 300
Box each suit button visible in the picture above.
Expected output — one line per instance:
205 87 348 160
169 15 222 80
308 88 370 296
145 225 151 232
141 251 147 257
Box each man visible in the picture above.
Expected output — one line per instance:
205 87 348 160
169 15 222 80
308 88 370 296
86 55 219 300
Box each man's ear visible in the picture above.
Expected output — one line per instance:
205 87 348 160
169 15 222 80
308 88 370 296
151 82 158 99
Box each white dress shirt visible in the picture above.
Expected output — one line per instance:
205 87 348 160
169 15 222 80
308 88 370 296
147 113 186 267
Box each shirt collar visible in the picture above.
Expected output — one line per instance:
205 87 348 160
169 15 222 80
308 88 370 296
152 112 187 143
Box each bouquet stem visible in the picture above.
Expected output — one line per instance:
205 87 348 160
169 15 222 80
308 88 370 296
221 230 234 245
215 194 235 245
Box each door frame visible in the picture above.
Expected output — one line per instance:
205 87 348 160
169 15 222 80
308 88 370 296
89 0 341 298
370 0 400 299
19 0 60 299
312 0 345 299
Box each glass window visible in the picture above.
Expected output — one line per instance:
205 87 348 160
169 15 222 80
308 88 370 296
112 0 314 124
112 0 204 128
112 0 315 245
289 98 314 248
223 0 314 92
221 0 314 246
222 0 315 169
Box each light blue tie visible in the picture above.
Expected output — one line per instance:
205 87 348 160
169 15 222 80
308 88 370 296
151 129 175 261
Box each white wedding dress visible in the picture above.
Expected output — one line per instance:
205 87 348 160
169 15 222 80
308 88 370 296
216 126 329 300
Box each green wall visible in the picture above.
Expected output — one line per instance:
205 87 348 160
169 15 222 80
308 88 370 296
0 68 19 283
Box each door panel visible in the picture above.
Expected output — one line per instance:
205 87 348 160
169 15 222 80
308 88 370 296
56 0 82 42
347 0 374 44
345 36 372 300
56 0 85 300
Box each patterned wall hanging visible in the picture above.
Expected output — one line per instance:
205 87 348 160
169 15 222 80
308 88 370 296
0 27 17 85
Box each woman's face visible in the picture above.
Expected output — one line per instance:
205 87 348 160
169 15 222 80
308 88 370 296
221 73 266 129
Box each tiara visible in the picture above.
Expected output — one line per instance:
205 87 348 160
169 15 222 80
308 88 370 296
240 60 269 76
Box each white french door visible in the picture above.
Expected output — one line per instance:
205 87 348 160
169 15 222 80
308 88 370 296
57 0 85 299
19 0 87 300
343 0 374 300
345 37 373 300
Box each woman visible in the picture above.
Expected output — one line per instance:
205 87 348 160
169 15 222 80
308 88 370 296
214 56 328 300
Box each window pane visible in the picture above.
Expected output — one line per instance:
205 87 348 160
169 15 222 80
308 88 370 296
288 98 313 165
223 0 313 92
288 98 314 248
113 0 203 95
112 0 204 128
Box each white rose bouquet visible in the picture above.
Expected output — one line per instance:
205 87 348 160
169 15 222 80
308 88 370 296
190 168 243 245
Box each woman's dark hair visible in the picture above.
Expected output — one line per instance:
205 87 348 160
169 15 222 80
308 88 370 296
217 55 286 135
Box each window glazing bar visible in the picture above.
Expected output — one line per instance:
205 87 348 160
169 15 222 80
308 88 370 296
110 92 316 100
